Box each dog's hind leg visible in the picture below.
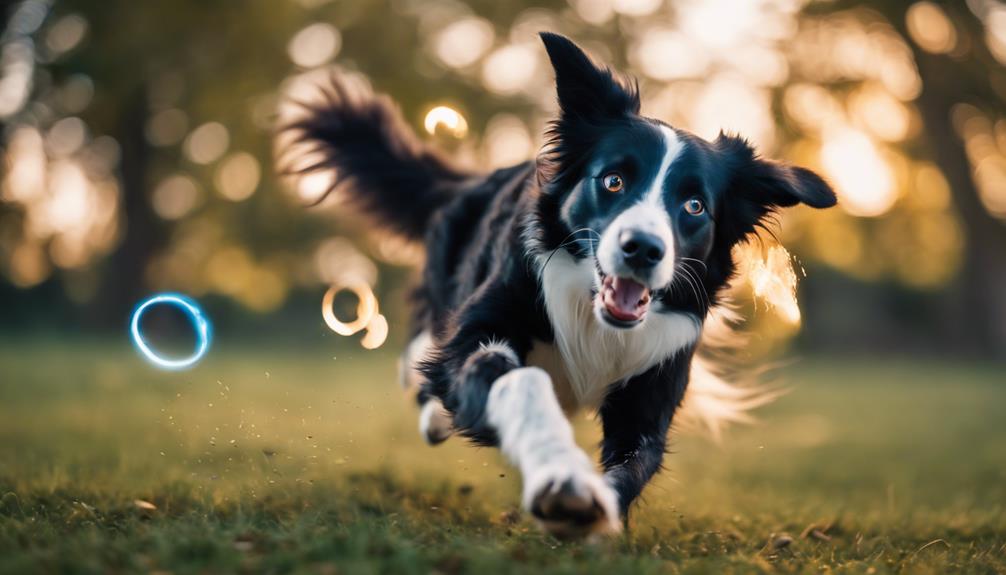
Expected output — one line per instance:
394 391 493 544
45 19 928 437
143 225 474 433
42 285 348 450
399 330 456 444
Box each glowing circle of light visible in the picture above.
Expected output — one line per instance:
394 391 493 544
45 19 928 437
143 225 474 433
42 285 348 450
130 293 212 370
322 280 377 336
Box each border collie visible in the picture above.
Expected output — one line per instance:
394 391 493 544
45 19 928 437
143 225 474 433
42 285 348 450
277 33 836 538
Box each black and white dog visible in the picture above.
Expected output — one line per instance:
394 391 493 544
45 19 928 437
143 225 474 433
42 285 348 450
278 33 836 538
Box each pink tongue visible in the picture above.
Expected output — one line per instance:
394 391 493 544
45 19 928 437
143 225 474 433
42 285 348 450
612 277 646 315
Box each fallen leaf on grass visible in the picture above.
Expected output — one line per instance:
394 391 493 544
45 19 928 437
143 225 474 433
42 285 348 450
133 499 157 511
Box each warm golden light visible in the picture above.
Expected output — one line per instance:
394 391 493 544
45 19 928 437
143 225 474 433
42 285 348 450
484 114 533 168
214 152 261 202
315 237 379 287
287 22 341 68
906 2 957 54
986 7 1006 65
633 29 709 80
322 280 378 337
692 74 775 150
612 0 661 17
481 44 538 95
295 169 336 204
423 106 469 138
849 84 912 142
360 314 389 350
571 0 615 24
743 244 802 325
821 128 897 217
152 174 201 220
46 117 87 158
433 17 494 69
184 122 230 165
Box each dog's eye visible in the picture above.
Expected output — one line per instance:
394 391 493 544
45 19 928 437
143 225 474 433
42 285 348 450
684 198 705 215
601 173 624 193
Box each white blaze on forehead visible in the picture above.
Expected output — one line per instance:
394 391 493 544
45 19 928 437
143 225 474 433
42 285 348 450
597 125 682 288
647 125 684 206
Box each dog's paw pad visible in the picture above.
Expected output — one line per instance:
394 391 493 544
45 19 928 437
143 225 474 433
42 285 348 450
526 468 621 539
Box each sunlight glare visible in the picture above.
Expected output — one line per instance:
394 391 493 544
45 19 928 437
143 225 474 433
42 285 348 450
745 245 802 325
821 128 897 217
423 106 469 138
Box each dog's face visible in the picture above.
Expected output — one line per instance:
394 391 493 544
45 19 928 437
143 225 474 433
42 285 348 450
536 33 836 329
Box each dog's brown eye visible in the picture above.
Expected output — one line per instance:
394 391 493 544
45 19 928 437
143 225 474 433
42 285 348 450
601 173 624 193
684 198 705 215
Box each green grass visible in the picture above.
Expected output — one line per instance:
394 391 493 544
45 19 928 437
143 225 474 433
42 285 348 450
1 340 1004 574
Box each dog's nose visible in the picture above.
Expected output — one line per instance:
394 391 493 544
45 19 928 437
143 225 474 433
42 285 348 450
619 230 665 269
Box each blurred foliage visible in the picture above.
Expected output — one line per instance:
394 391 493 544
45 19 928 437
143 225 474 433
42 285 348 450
1 0 1005 356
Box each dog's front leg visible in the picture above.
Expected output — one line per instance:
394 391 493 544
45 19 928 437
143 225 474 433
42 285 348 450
598 361 687 522
488 367 621 538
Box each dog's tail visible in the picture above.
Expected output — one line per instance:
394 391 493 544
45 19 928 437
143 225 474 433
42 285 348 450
677 305 784 441
274 70 471 240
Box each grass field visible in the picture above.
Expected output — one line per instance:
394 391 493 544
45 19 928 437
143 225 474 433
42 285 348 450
1 340 1004 574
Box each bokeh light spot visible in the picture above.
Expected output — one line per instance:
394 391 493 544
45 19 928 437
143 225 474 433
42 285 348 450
183 122 230 165
287 22 341 68
434 17 494 69
906 2 957 54
152 174 201 220
214 152 261 201
821 128 897 217
423 106 468 138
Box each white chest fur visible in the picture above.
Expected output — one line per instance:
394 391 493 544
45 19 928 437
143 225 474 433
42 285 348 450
534 251 701 408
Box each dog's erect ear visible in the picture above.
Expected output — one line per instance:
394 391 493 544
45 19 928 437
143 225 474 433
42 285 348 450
716 133 837 236
540 32 639 120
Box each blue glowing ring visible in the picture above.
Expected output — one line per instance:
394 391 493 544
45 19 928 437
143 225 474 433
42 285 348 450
130 293 211 370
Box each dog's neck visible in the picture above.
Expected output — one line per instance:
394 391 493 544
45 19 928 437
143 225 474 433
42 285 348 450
533 249 701 407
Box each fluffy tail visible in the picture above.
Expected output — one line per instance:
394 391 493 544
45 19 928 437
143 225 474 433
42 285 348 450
275 70 471 240
676 305 784 441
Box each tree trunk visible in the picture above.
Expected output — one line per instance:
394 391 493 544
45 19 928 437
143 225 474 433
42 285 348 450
895 14 1006 357
88 86 166 329
839 1 1006 357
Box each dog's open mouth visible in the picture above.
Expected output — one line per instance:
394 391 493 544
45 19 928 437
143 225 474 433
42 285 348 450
599 273 651 326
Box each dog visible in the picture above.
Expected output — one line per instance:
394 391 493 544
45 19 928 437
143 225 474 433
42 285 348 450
276 32 836 539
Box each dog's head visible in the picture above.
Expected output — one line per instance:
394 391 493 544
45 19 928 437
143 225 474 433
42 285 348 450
535 33 836 329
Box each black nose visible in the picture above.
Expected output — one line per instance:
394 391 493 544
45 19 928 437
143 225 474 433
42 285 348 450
619 230 665 269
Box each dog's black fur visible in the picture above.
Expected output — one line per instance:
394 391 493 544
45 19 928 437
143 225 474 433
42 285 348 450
278 33 836 535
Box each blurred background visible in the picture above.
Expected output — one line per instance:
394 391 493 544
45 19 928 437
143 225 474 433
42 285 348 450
2 0 1005 360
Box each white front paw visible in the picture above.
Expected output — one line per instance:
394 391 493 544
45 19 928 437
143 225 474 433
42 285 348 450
523 458 622 539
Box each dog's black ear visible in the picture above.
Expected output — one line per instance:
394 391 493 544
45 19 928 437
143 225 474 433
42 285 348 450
540 32 639 120
716 133 836 236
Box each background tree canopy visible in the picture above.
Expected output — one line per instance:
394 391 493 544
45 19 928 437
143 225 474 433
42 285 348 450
1 0 1005 358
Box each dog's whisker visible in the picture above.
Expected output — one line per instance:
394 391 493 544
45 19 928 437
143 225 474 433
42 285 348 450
681 264 710 309
678 257 708 274
540 228 601 276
